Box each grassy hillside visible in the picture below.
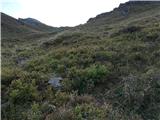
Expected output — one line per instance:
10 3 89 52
1 1 160 120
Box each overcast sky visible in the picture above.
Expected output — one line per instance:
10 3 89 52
1 0 129 27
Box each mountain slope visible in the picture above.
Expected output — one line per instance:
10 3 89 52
78 1 160 34
87 1 160 24
1 13 64 39
1 13 40 38
18 18 58 32
1 1 160 120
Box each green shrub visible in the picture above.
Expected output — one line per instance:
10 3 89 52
93 51 113 61
119 26 141 34
17 49 32 58
54 91 70 106
25 57 60 73
64 64 109 93
45 107 74 120
73 103 106 120
145 31 159 42
26 103 42 120
9 79 38 104
69 94 95 106
1 67 22 85
140 68 160 119
25 58 45 72
86 64 108 81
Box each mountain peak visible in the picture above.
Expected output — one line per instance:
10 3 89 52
18 18 42 24
18 18 44 27
18 17 57 32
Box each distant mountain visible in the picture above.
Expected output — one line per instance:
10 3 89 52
19 18 42 24
1 13 65 39
1 13 40 38
18 18 57 32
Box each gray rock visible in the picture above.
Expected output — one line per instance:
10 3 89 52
48 77 63 88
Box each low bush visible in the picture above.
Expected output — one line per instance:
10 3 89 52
54 91 70 106
1 67 22 85
73 103 106 120
9 79 38 104
25 103 43 120
64 64 109 93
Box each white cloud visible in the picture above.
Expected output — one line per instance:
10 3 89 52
1 0 128 27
